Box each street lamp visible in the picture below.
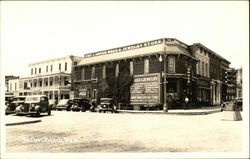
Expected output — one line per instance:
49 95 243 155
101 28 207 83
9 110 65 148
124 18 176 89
159 49 168 112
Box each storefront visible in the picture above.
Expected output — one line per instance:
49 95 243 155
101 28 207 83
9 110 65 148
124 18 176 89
196 77 211 106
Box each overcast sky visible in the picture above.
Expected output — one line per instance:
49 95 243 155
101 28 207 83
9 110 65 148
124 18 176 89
1 1 249 76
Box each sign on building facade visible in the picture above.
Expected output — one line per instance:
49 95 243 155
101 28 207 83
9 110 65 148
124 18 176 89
130 73 161 105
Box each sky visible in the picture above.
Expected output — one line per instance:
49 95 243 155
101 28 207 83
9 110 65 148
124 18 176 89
1 1 249 76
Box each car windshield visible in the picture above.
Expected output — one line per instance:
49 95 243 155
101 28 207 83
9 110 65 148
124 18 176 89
26 97 39 102
58 99 69 105
49 100 56 104
74 99 88 103
101 100 111 103
13 97 25 101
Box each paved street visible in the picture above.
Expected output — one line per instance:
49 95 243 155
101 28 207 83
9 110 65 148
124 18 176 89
5 111 242 152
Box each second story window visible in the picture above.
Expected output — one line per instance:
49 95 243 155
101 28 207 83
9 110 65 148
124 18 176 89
46 66 48 72
31 68 33 75
202 62 204 76
59 63 61 71
35 68 37 74
51 65 53 72
39 68 41 74
65 62 67 71
168 56 175 73
205 63 208 77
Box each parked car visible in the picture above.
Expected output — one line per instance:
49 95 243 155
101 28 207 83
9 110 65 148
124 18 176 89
71 98 91 112
5 94 14 107
56 99 73 111
49 99 57 110
15 95 51 117
99 98 117 113
5 96 26 115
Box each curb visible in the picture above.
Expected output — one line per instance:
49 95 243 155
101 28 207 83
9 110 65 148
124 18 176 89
5 120 42 126
117 109 221 115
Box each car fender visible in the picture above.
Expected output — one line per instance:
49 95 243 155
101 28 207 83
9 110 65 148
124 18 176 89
34 105 40 111
15 106 22 112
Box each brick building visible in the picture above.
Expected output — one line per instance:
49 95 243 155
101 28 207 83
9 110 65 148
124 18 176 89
73 38 198 109
73 38 231 109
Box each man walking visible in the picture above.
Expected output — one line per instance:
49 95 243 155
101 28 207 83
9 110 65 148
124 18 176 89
184 96 189 110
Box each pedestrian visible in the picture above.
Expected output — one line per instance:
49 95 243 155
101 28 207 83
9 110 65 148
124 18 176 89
184 96 189 110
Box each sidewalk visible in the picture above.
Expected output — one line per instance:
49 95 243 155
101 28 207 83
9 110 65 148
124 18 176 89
5 114 41 126
118 106 221 115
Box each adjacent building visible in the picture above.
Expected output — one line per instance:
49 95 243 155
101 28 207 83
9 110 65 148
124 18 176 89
6 75 19 96
190 43 231 105
236 68 242 98
9 55 81 101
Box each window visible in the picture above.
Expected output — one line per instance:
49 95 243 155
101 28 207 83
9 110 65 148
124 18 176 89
205 63 208 77
31 68 33 75
15 83 17 90
35 68 37 74
144 58 149 74
202 62 204 76
93 89 96 99
39 81 42 87
74 62 78 66
50 80 53 86
39 68 41 73
59 63 61 70
10 83 12 91
51 65 53 72
168 56 175 73
34 82 37 87
196 63 199 74
65 62 67 71
46 66 48 72
45 81 48 86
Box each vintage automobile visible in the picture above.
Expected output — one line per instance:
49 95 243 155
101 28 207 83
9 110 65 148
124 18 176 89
5 96 26 115
49 99 57 110
99 98 117 113
15 95 51 117
55 99 73 111
5 94 14 107
71 98 91 112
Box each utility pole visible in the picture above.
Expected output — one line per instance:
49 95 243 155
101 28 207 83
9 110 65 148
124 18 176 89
163 52 168 112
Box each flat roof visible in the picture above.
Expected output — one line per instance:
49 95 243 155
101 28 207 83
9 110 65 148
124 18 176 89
28 55 82 66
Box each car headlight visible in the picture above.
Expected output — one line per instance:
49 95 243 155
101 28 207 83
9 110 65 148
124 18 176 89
31 104 35 107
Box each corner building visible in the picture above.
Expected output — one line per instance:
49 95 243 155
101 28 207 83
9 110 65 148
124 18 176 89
74 38 199 109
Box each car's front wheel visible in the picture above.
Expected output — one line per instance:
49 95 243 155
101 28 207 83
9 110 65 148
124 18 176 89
48 110 51 115
36 110 41 117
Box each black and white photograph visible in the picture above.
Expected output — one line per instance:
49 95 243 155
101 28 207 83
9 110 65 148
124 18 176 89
0 1 249 159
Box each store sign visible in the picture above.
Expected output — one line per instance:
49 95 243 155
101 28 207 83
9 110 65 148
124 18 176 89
85 39 163 58
197 80 210 87
130 73 161 105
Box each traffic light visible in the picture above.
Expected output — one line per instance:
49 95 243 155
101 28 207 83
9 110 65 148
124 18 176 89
187 68 191 84
225 69 236 85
